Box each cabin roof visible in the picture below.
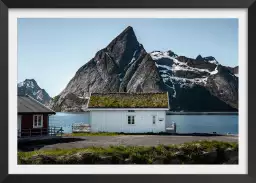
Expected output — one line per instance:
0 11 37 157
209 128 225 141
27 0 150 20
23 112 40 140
88 92 169 109
18 95 56 114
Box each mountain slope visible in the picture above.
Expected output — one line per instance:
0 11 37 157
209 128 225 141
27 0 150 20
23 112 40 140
50 26 238 112
151 51 238 111
50 26 164 112
18 79 52 105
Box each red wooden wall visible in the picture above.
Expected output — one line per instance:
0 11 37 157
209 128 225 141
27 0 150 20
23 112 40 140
20 114 49 137
21 114 49 129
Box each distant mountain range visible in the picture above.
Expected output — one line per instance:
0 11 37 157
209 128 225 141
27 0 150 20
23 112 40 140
47 26 238 112
18 79 52 105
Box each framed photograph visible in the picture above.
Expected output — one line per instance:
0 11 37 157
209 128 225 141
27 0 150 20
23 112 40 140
0 0 254 181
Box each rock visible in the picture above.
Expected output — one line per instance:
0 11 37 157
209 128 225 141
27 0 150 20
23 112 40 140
202 149 218 163
226 156 238 164
63 153 84 164
95 155 112 164
174 151 185 156
30 154 56 164
224 148 238 161
50 26 164 112
124 158 132 164
18 79 52 105
169 158 181 164
49 26 238 112
152 159 164 164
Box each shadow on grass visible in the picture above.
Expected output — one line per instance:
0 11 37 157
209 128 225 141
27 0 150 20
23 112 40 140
116 132 225 137
18 137 85 152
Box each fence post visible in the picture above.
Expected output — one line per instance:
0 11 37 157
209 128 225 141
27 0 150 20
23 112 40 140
29 129 31 137
53 127 56 136
41 128 42 136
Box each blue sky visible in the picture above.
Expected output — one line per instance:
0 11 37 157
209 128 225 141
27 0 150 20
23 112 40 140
18 18 238 97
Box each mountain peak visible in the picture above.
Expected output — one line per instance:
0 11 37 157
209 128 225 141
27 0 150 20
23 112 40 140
104 26 142 70
123 26 134 33
24 78 36 83
17 79 52 104
196 55 203 60
107 26 137 47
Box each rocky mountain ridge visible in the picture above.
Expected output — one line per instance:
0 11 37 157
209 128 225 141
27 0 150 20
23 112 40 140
18 79 52 105
49 26 238 112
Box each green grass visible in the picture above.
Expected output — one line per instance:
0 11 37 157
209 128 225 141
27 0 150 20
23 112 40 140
18 140 238 164
64 132 119 136
88 93 169 108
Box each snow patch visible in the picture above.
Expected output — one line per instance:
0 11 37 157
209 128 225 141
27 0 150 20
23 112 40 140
150 51 220 89
152 51 213 74
210 66 218 75
128 48 140 67
17 82 24 87
155 63 172 70
208 60 218 64
25 80 35 88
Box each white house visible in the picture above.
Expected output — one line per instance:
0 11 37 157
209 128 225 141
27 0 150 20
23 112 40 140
87 92 170 133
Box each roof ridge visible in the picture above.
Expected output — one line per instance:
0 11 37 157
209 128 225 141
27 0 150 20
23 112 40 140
25 95 55 113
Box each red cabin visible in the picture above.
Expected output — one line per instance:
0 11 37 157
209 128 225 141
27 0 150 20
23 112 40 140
18 95 56 137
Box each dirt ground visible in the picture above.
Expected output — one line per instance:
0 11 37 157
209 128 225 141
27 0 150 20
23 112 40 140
18 135 238 151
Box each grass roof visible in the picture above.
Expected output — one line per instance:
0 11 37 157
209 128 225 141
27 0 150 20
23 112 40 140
88 92 169 108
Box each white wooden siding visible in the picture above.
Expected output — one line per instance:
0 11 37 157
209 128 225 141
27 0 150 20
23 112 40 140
90 110 166 133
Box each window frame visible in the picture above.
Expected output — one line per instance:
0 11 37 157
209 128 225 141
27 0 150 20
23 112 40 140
127 115 135 125
152 115 156 125
33 114 44 128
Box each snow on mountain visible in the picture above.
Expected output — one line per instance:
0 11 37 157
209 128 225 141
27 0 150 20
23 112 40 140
151 50 219 90
50 26 238 112
17 79 51 105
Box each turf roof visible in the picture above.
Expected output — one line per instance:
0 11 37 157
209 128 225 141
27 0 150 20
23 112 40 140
88 92 169 108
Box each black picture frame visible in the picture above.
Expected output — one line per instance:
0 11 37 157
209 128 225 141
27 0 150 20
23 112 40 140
0 0 254 182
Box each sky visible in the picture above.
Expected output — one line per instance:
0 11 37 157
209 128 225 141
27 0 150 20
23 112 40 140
18 18 238 97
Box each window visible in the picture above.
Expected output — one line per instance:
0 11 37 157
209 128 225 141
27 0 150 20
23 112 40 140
33 115 43 128
128 110 135 112
128 116 135 124
153 115 156 124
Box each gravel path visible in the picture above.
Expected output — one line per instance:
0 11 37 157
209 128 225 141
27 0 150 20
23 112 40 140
36 135 238 151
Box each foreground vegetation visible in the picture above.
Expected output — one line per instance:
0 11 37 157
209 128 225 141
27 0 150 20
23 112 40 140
18 140 238 164
63 132 225 136
63 132 119 136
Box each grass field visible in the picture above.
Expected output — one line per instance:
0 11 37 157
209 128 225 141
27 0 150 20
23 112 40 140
18 140 238 164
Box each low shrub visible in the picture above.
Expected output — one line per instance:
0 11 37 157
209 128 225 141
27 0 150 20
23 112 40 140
18 140 238 164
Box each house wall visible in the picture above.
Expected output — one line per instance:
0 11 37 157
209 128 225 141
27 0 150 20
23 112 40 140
19 114 49 136
21 114 49 129
90 110 166 133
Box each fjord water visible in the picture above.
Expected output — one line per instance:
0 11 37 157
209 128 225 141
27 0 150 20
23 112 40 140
49 112 238 134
